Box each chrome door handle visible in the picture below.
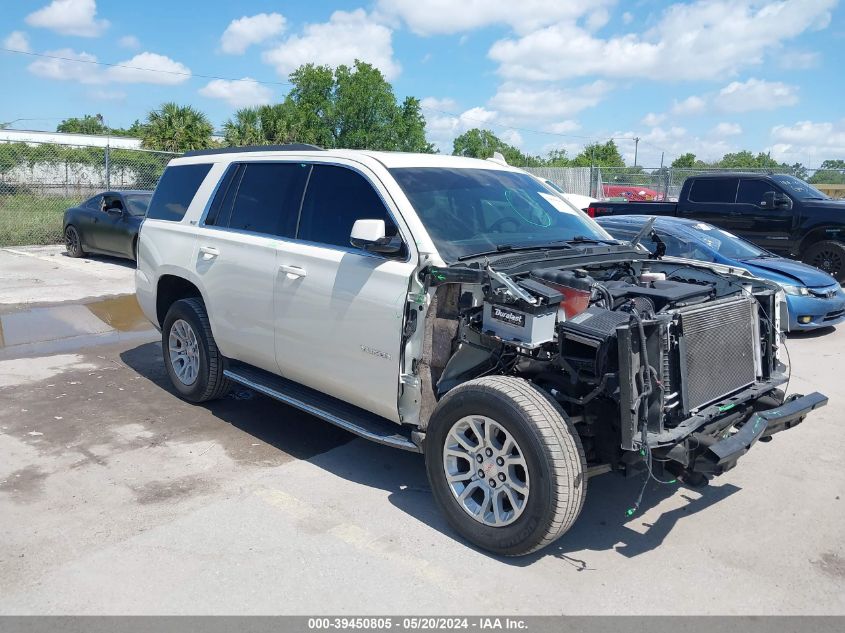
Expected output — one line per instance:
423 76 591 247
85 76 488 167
199 245 220 259
279 264 306 278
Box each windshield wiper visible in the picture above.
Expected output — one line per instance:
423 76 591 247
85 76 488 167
564 235 621 245
456 242 574 261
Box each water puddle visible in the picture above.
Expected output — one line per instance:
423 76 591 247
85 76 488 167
0 294 155 356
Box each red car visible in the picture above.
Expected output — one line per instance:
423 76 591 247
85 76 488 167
602 184 664 201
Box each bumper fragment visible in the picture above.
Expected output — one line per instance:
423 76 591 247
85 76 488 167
692 392 827 475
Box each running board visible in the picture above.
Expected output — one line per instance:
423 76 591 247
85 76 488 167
223 362 421 453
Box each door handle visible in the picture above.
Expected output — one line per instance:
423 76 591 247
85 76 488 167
279 264 306 278
199 245 220 259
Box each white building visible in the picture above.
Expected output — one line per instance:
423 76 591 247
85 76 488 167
0 128 142 149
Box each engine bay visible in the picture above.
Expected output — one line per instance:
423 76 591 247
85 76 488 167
422 256 785 474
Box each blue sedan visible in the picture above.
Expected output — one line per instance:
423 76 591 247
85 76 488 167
596 215 845 332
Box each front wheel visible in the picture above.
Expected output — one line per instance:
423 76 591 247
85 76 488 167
803 240 845 282
425 376 586 556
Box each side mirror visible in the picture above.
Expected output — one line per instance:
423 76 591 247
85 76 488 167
350 219 402 254
761 191 792 210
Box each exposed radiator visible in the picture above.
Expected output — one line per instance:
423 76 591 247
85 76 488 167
677 297 759 413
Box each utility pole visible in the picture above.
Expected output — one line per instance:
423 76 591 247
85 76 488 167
633 136 640 167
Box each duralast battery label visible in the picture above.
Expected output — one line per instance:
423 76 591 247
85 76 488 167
490 305 526 328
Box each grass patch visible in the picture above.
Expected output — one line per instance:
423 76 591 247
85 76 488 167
0 194 80 247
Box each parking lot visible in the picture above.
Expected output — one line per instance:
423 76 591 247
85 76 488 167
1 246 843 615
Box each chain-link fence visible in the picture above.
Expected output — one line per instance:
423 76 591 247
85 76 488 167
527 165 845 202
0 140 179 247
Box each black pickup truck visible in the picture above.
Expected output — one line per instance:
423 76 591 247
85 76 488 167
587 173 845 281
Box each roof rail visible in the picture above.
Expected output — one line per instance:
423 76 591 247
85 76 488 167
182 143 325 157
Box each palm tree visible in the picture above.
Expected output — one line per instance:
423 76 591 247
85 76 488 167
141 102 213 152
223 104 294 147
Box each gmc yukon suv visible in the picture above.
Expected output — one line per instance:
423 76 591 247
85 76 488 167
587 173 845 281
136 145 827 556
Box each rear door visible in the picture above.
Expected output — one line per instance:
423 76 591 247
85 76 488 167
733 178 794 254
193 161 310 374
72 194 102 248
273 162 416 422
682 177 740 229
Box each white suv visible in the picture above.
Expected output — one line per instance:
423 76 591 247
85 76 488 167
137 144 825 556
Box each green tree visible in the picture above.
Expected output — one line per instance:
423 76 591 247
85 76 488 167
809 159 845 184
141 102 214 152
543 149 571 167
452 128 539 166
57 114 108 135
571 140 625 167
221 61 433 152
671 152 698 169
717 150 781 169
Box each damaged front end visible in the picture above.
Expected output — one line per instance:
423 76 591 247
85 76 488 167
415 253 827 481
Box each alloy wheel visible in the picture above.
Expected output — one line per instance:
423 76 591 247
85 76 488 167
168 319 200 385
442 415 530 527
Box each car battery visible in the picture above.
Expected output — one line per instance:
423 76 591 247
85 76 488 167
482 279 562 348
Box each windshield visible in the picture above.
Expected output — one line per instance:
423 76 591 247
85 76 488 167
772 175 829 200
682 222 767 260
389 167 613 262
125 194 152 216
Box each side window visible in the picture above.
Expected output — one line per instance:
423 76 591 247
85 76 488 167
84 195 102 210
297 164 401 251
147 164 212 221
205 163 242 226
736 179 775 206
688 178 738 204
223 162 309 237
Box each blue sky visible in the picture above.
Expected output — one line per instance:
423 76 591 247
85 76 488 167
2 0 844 166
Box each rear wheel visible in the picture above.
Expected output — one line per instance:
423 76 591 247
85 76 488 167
425 376 586 556
64 225 85 258
803 240 845 282
162 298 230 402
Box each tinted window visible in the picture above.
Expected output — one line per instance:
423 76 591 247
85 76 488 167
688 178 738 204
297 165 399 250
205 164 242 226
124 194 151 217
226 162 309 237
772 175 829 200
84 195 102 210
147 164 212 221
736 179 774 205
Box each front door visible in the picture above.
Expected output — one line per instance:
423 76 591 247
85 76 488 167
273 163 416 422
732 179 795 254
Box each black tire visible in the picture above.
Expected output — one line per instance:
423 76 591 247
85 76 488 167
802 240 845 282
425 376 587 556
64 225 85 258
161 297 230 403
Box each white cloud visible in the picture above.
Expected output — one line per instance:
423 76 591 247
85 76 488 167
620 126 735 166
489 80 609 123
712 122 743 137
262 9 400 80
546 120 581 134
26 0 109 37
424 106 498 152
488 0 836 81
670 95 707 116
585 8 610 31
622 12 634 25
641 112 665 127
106 52 191 85
420 97 458 111
28 48 102 84
3 31 31 52
376 0 612 36
715 78 799 112
769 119 845 163
118 35 140 49
199 78 273 108
221 13 286 55
778 50 820 70
500 129 524 147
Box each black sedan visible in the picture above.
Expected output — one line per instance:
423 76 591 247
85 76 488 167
63 190 152 260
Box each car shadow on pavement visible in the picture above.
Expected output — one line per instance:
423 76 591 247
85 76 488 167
63 251 137 269
787 325 837 339
120 340 742 568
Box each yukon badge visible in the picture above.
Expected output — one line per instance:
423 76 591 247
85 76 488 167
361 345 391 361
